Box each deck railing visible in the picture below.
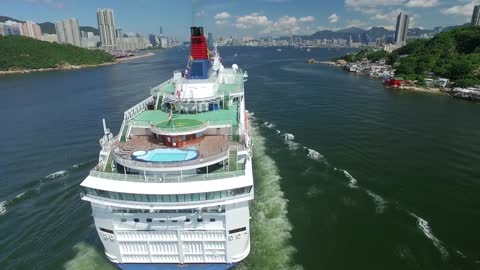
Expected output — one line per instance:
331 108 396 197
89 169 245 183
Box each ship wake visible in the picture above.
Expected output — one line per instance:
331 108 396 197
236 123 302 270
261 119 450 260
0 160 96 218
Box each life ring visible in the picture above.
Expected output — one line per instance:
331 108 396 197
95 164 100 170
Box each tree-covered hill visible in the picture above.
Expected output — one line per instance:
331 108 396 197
0 35 115 71
336 26 480 87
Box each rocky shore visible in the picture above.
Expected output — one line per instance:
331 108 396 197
0 62 117 75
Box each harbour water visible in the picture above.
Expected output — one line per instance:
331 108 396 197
0 47 479 270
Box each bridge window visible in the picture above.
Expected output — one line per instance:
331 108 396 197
134 218 139 222
146 218 152 222
229 227 246 234
84 185 253 203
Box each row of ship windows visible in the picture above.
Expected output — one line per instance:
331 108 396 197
122 217 218 223
82 186 252 203
111 208 225 214
100 226 246 235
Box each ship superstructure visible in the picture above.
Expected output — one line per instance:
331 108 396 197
80 27 253 270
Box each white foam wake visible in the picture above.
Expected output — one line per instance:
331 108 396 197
0 200 7 216
283 133 294 141
341 170 358 189
365 190 387 213
408 212 449 259
45 170 68 179
263 121 276 129
306 148 323 161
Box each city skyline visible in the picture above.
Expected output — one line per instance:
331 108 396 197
2 0 480 40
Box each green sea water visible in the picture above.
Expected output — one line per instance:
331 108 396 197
0 47 479 270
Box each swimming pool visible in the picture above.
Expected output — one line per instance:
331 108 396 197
132 148 198 162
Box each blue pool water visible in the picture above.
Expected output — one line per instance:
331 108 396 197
133 148 198 162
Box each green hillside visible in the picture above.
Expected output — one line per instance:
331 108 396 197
336 26 480 87
0 35 115 71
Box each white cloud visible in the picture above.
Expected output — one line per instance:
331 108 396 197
234 13 271 29
441 1 479 16
299 16 315 22
373 8 404 21
345 0 404 8
405 0 438 8
328 13 339 23
345 19 368 28
214 12 231 20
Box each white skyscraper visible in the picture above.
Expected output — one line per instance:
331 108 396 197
97 8 116 47
55 18 81 47
394 12 410 44
471 5 480 26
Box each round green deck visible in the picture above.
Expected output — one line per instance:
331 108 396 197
156 118 205 129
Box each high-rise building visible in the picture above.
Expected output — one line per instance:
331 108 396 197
21 21 42 39
207 32 213 47
55 18 81 47
394 12 410 44
1 20 23 36
149 34 159 47
42 33 58 43
471 5 480 26
97 8 116 47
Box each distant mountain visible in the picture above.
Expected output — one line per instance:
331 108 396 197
307 26 393 41
304 26 440 42
442 23 470 32
1 15 99 36
0 16 24 23
336 27 365 33
80 26 99 35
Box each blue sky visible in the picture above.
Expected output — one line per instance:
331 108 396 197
3 0 479 40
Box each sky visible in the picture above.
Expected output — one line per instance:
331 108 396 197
3 0 480 40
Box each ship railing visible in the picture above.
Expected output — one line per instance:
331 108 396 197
123 96 155 123
150 121 209 135
113 146 230 169
89 168 245 183
126 119 234 134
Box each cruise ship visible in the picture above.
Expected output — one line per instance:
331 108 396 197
80 27 253 270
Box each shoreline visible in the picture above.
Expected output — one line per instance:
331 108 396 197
0 52 155 76
0 61 117 76
327 61 448 95
116 52 155 62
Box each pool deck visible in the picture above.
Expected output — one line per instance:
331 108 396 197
115 135 232 161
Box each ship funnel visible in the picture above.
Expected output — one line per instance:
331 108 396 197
187 26 209 79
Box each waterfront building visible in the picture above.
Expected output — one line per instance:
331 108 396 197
149 34 159 47
21 21 42 40
97 8 117 47
81 31 101 48
117 36 151 51
394 12 409 44
471 5 480 26
1 20 23 36
42 33 58 43
55 18 81 47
